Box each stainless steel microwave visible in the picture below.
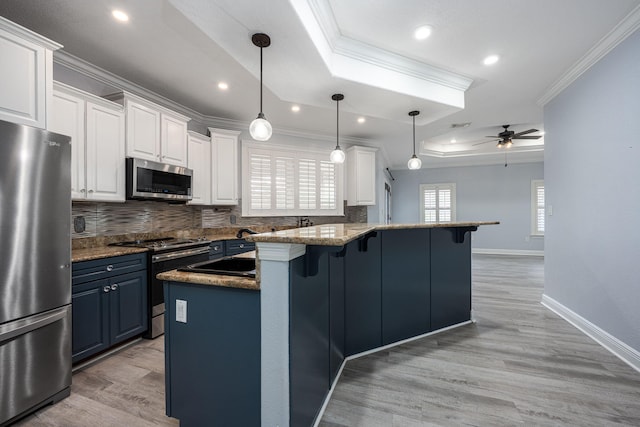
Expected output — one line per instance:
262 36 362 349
126 158 193 202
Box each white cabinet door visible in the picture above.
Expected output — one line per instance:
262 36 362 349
0 23 51 128
210 128 240 205
86 102 125 202
161 114 188 166
347 146 377 206
51 90 86 199
125 100 160 161
187 132 211 205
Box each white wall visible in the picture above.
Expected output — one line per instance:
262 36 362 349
544 29 640 354
391 162 544 252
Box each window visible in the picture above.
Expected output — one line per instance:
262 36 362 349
420 183 456 223
242 142 343 217
531 180 545 235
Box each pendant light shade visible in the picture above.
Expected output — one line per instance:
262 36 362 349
331 93 345 164
407 110 422 170
250 33 272 141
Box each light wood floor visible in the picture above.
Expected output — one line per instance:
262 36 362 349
14 255 640 426
320 255 640 426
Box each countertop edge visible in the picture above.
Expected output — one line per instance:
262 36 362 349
158 270 259 291
246 222 499 246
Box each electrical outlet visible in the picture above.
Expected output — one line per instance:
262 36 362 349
176 299 187 323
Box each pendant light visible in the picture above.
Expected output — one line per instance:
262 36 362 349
249 33 272 141
330 93 346 163
407 110 422 170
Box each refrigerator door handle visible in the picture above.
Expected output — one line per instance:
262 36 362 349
0 306 70 345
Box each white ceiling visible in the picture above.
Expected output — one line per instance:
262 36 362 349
1 0 639 168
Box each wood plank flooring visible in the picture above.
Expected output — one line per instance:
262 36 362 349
319 255 640 426
14 337 178 427
13 255 640 426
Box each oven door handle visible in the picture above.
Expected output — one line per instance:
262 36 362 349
152 246 211 263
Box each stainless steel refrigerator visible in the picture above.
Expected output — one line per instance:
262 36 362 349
0 119 72 425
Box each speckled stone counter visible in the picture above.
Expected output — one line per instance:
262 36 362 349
246 221 499 246
71 246 148 262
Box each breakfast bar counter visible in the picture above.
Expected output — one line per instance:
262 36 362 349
163 222 498 427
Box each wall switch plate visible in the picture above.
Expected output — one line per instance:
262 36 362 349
176 299 187 323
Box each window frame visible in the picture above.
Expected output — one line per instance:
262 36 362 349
531 179 545 236
419 183 456 223
242 141 344 217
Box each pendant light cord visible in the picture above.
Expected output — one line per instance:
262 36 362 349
412 114 416 155
259 46 263 114
336 97 339 148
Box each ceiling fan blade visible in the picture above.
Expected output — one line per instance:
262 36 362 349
513 135 542 139
484 135 499 138
513 128 538 137
472 139 496 146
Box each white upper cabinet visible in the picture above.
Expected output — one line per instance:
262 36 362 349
51 82 125 202
187 131 211 206
347 146 377 206
0 16 61 129
107 92 190 167
209 127 241 205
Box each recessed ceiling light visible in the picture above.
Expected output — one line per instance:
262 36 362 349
540 131 546 136
112 10 129 22
291 105 300 112
414 25 432 40
483 55 500 66
357 117 366 124
217 82 228 90
450 138 456 143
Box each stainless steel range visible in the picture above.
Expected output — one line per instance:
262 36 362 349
110 237 211 338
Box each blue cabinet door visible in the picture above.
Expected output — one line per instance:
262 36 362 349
110 270 148 345
289 249 331 427
71 279 110 363
430 228 472 330
381 229 431 344
329 251 345 384
344 233 382 356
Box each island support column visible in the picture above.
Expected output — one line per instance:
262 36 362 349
257 242 306 427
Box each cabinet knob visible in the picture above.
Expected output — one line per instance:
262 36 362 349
213 246 219 251
88 189 94 193
81 189 86 193
111 284 119 291
103 286 110 293
106 265 114 272
239 244 244 248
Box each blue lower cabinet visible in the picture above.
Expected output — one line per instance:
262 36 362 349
344 233 382 356
430 228 472 330
71 254 148 364
164 282 260 427
381 229 431 345
289 248 331 427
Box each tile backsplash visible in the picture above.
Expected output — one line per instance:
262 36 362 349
72 200 367 239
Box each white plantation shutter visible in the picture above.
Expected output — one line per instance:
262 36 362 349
250 154 271 210
275 156 295 210
420 183 456 223
298 158 317 210
319 161 336 210
242 143 343 216
532 180 545 235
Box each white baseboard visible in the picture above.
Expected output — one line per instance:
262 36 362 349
473 248 544 257
541 294 640 373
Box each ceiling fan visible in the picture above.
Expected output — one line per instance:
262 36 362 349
473 125 542 148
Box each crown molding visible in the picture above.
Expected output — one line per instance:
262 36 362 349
290 0 472 108
537 4 640 106
0 16 62 51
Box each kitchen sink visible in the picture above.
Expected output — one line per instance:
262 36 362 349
179 257 256 278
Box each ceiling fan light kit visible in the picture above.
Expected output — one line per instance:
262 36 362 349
407 110 422 170
330 93 346 164
249 33 273 141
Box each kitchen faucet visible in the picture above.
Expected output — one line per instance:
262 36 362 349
236 228 258 238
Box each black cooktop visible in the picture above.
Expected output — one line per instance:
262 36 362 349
110 237 210 251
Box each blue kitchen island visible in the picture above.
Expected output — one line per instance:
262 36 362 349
159 222 497 427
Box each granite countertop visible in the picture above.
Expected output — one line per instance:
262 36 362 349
72 246 149 263
245 222 499 246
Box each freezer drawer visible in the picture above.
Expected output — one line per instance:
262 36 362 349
0 305 71 425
